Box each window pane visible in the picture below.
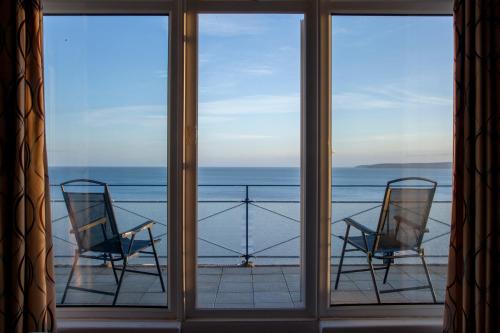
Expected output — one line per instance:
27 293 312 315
197 14 304 309
44 16 169 306
330 16 453 305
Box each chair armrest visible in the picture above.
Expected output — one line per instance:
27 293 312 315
121 220 155 238
343 217 376 235
70 217 106 234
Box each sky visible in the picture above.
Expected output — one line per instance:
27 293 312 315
44 14 453 167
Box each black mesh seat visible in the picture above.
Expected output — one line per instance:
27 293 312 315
60 179 165 305
345 235 406 253
334 177 438 304
90 238 160 255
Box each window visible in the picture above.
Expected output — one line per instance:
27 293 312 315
41 0 454 326
44 15 169 307
196 13 305 309
330 15 453 305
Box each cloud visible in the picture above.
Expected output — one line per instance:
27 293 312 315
240 65 273 76
332 27 351 36
199 95 300 116
335 132 448 144
278 46 295 53
332 86 451 111
218 134 275 140
332 92 400 110
154 69 168 78
198 115 235 124
199 53 213 64
199 15 266 37
367 86 451 106
83 105 167 125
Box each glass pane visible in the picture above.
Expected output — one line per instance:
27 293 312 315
330 16 453 305
197 14 304 309
44 16 169 306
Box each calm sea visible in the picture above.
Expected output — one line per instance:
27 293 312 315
49 167 452 265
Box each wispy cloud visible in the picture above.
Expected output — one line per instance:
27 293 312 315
154 69 168 78
83 105 167 125
333 86 451 111
199 53 213 64
332 92 400 110
198 115 235 124
199 15 266 37
218 134 275 140
240 65 274 76
278 46 295 53
367 86 451 106
332 27 350 36
200 95 300 116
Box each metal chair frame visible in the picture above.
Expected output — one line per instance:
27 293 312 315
60 179 166 305
334 177 438 304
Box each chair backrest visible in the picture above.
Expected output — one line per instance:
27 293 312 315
373 177 437 252
61 179 120 253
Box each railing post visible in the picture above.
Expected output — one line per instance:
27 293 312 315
242 185 253 267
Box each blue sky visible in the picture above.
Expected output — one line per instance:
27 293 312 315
331 16 453 167
44 15 453 167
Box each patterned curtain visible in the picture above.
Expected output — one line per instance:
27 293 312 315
444 1 500 332
0 0 56 332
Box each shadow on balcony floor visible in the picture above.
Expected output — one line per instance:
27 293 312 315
55 264 447 307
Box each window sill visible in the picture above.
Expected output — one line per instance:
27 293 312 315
320 318 443 333
58 319 181 333
57 317 443 333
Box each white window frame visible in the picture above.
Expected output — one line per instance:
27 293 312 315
317 0 453 319
183 0 319 319
43 0 183 321
42 0 454 327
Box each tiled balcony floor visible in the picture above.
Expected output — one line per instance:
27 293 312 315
55 264 447 307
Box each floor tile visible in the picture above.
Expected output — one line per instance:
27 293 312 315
253 291 291 303
216 292 253 304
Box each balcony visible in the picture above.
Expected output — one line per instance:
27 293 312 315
51 184 450 307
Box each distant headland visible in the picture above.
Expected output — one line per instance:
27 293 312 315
356 162 452 169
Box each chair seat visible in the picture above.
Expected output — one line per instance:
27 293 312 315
90 238 154 255
345 235 412 253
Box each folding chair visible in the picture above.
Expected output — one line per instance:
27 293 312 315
60 179 165 305
334 177 437 303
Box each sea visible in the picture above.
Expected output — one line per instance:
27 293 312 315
49 166 452 266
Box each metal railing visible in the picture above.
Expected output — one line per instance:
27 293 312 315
49 183 452 266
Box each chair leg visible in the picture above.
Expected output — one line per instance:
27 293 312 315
383 262 391 284
368 253 381 304
61 251 79 304
149 228 166 292
334 225 350 290
112 258 127 306
109 253 119 284
420 252 437 303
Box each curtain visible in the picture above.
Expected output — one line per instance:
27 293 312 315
444 1 500 332
0 0 56 332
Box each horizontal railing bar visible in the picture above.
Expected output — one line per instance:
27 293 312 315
53 254 449 259
49 199 452 204
53 200 170 203
49 183 453 188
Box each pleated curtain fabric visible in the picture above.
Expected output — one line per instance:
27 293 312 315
443 1 500 332
0 0 56 332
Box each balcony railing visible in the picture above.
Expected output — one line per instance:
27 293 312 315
49 183 452 266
